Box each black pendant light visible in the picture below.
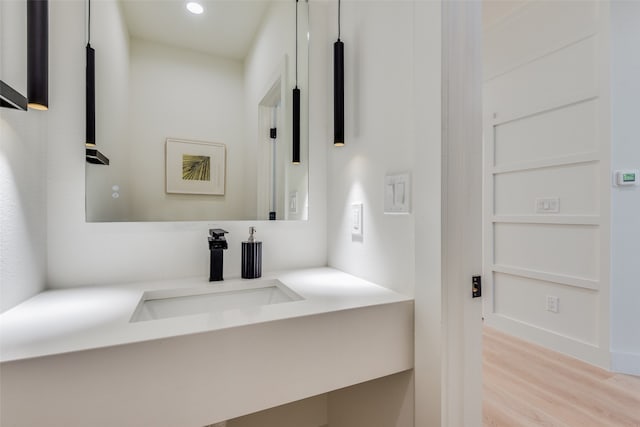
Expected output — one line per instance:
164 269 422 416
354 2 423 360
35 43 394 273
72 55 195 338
85 0 109 165
333 0 344 146
292 0 301 164
27 0 48 110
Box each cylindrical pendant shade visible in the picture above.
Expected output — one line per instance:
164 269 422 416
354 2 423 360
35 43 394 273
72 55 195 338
334 40 344 146
86 44 96 145
27 0 48 110
292 87 301 164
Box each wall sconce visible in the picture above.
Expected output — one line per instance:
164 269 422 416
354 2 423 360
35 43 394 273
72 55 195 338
85 0 109 165
292 0 301 164
334 0 344 146
27 0 48 110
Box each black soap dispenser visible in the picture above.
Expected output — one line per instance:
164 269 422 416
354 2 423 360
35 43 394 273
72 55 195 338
241 226 262 279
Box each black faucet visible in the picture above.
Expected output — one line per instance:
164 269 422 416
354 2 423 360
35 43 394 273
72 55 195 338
208 229 228 281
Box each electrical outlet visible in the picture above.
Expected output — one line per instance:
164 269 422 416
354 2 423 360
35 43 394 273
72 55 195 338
546 295 559 313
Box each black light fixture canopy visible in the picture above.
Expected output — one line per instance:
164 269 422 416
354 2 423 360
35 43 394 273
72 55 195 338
27 0 48 110
292 0 301 164
334 0 344 146
85 0 109 165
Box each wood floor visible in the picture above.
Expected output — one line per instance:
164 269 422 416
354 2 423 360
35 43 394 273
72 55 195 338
483 327 640 427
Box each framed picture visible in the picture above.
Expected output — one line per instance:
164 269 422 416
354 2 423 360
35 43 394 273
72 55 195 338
166 138 226 195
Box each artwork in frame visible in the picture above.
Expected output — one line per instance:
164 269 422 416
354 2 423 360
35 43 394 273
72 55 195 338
166 138 226 195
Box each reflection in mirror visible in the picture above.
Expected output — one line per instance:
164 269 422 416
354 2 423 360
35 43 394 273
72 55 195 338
0 0 28 110
86 0 309 222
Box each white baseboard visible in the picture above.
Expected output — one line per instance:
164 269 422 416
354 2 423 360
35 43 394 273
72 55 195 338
484 314 610 369
611 351 640 376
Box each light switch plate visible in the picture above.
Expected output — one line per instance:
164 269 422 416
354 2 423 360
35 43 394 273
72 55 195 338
289 191 298 214
535 197 560 213
351 203 363 237
384 173 411 214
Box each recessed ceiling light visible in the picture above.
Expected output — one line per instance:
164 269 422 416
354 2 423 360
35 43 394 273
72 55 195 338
186 2 204 14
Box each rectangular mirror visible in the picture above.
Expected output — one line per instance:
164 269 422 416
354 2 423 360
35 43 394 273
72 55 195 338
86 0 309 222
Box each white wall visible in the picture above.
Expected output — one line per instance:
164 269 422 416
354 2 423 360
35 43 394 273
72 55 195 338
412 1 444 424
610 0 640 375
482 0 611 368
0 0 47 312
326 0 416 296
323 0 443 425
0 109 47 313
43 0 326 289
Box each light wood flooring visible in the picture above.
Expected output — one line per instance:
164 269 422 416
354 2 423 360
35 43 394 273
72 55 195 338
483 327 640 427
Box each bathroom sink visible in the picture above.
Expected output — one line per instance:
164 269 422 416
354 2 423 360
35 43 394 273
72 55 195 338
130 280 302 322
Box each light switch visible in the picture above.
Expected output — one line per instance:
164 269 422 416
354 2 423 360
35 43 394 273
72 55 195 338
351 203 363 237
289 191 298 214
384 173 411 214
395 182 405 205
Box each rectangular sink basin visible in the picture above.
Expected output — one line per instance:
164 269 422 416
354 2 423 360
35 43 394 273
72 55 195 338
130 280 302 322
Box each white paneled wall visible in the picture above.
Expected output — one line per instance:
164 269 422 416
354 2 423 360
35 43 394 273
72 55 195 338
483 0 610 367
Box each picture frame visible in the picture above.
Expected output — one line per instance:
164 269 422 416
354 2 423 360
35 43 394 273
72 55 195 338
166 138 226 195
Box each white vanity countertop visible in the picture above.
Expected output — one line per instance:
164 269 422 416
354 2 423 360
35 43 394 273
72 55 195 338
0 267 412 363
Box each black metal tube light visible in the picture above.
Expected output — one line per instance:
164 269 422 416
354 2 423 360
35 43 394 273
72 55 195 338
86 44 96 146
334 0 344 146
292 87 301 163
27 0 48 111
85 0 109 165
292 0 301 164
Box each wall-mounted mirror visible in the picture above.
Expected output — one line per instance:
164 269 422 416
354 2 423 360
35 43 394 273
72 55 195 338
86 0 309 222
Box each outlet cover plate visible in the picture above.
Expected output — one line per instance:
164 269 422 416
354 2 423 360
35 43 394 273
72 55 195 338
535 197 560 213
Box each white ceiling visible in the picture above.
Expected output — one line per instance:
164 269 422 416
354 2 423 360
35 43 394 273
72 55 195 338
119 0 273 61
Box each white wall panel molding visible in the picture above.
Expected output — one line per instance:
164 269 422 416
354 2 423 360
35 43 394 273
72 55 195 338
492 215 600 226
486 33 598 83
492 153 598 175
483 0 611 370
492 265 599 291
490 95 599 129
493 273 598 345
484 1 597 80
493 97 599 166
484 36 598 124
494 162 599 216
485 313 608 368
494 223 599 281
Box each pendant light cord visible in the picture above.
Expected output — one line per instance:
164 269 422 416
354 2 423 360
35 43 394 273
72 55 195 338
87 0 91 45
338 0 341 40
